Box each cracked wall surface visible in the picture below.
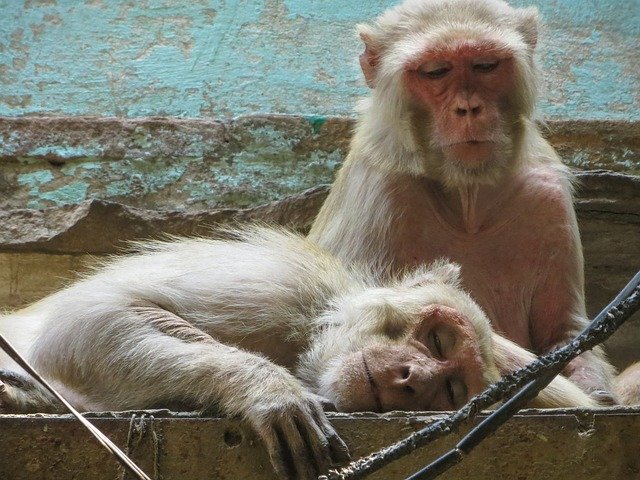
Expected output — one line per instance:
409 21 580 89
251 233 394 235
0 0 638 119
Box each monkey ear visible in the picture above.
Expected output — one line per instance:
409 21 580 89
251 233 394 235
357 25 381 88
514 7 539 50
401 260 462 288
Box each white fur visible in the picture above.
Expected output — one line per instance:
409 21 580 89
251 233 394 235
0 227 595 414
308 0 616 401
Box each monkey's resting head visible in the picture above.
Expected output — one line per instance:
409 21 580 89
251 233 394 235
302 262 501 412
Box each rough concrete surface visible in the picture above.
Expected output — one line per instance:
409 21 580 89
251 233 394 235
1 408 640 480
0 0 638 120
0 116 637 211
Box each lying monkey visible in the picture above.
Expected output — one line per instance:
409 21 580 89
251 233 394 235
0 227 601 479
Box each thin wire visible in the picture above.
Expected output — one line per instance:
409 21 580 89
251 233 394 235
0 333 152 480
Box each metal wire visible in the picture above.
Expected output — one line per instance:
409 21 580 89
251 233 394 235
0 334 152 480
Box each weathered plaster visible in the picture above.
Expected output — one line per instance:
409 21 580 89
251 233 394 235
0 116 637 210
0 0 637 119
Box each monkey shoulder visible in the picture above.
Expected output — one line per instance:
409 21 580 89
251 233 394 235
516 163 574 223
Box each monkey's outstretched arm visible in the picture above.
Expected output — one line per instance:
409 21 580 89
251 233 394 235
11 303 349 480
120 306 350 480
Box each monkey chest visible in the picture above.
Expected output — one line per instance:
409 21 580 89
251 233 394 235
393 215 549 347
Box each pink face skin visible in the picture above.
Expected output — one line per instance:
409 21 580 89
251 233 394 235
334 304 486 412
403 41 516 170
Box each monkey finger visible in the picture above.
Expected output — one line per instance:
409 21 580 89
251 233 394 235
277 419 319 480
306 391 338 411
325 424 351 465
260 426 296 480
310 405 350 465
294 414 332 475
590 390 618 406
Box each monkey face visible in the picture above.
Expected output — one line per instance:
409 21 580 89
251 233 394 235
403 41 517 174
329 304 486 412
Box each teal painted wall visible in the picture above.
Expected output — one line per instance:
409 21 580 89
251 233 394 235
0 0 638 119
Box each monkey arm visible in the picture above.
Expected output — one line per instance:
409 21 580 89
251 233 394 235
527 210 617 400
199 343 350 480
24 302 349 480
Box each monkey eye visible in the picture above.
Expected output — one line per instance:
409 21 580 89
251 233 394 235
427 330 444 358
445 378 467 408
418 61 452 79
472 59 500 73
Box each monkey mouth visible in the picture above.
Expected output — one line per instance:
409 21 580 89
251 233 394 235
362 352 384 412
445 140 492 147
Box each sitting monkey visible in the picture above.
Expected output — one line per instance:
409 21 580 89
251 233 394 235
308 0 618 399
0 227 599 480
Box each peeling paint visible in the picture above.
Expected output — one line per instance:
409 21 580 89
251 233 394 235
1 116 636 212
306 115 327 134
38 181 89 206
28 145 103 158
0 0 636 119
0 116 355 210
17 169 54 188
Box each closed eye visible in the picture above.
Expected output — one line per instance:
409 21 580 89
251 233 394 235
428 331 444 358
417 60 452 79
420 66 451 79
472 60 499 72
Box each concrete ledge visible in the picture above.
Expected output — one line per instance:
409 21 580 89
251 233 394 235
1 116 638 212
1 408 639 480
0 170 637 255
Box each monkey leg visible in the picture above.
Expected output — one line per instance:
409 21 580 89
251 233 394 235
0 369 64 413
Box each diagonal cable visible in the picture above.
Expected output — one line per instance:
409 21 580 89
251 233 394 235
0 334 152 480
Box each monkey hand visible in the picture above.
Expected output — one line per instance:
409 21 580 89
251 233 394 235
561 352 619 405
244 381 350 480
588 390 618 406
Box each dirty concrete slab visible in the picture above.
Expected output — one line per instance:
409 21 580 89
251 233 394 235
0 116 638 211
0 116 351 211
1 408 639 480
0 1 638 120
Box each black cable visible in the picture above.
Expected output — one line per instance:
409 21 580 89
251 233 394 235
407 270 640 480
322 270 640 480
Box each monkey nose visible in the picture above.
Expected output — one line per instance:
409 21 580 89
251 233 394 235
455 105 482 117
394 364 435 397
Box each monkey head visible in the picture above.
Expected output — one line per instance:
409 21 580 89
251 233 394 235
333 304 488 411
303 261 502 412
355 0 540 187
